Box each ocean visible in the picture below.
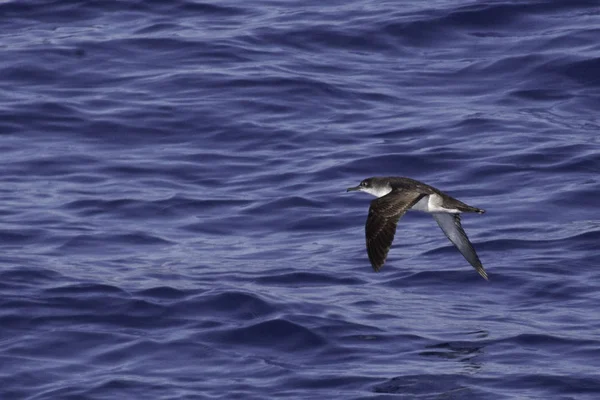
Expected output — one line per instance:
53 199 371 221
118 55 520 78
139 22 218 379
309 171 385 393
0 0 599 398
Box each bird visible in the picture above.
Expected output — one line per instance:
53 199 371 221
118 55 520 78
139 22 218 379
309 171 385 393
347 176 488 280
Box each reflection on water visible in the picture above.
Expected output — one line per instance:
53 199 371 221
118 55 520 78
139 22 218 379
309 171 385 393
419 330 489 374
373 330 489 395
373 375 470 397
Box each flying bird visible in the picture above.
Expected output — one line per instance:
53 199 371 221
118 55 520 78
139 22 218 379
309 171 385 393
347 177 488 280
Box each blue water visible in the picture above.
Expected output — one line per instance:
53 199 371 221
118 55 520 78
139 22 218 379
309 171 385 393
1 0 599 398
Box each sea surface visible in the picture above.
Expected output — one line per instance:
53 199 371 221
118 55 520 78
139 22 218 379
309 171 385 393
1 0 599 399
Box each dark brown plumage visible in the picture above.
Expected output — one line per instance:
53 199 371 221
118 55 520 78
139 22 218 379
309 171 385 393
365 191 425 271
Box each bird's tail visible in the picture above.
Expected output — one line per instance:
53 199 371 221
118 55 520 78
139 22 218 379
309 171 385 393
458 204 485 214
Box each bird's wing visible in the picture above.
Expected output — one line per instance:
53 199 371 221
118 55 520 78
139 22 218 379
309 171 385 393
366 191 425 271
431 212 488 280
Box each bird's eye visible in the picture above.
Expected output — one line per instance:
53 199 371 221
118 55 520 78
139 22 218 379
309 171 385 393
361 181 367 186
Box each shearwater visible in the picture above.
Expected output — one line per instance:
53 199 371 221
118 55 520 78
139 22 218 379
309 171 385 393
347 177 488 280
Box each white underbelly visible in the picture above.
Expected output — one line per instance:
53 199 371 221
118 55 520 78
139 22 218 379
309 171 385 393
410 194 460 213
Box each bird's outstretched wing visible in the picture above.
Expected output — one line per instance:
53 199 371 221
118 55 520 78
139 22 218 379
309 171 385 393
432 212 488 280
366 191 425 271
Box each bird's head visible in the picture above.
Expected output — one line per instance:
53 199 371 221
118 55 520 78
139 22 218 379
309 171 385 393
347 177 391 198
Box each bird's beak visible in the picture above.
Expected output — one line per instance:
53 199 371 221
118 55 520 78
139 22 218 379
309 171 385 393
347 186 361 192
